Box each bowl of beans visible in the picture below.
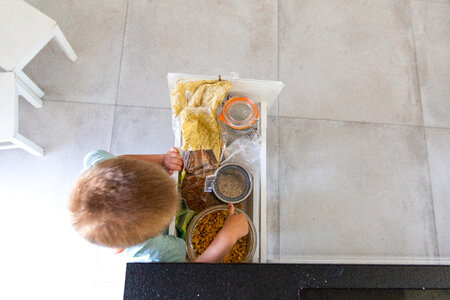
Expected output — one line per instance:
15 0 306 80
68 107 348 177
186 205 257 263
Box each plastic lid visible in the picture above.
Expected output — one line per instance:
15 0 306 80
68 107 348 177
220 97 260 130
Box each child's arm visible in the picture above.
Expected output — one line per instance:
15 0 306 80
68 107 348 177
195 203 249 263
118 147 183 174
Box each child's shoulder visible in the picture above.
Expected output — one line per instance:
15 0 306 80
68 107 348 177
83 150 116 171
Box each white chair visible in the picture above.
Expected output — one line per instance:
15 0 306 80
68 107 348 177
0 72 44 156
0 0 77 97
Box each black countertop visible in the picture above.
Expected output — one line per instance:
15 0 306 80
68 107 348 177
124 263 450 299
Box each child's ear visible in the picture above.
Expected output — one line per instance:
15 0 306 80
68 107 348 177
113 248 125 254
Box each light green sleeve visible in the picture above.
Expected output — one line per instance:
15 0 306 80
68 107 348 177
82 150 116 171
125 234 187 263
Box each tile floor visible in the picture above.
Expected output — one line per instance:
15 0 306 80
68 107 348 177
1 0 449 298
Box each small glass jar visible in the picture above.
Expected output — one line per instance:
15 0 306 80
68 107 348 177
219 97 259 134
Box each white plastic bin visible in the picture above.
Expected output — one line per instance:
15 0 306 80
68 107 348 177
167 73 284 263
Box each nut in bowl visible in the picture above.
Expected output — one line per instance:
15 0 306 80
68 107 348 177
186 205 257 263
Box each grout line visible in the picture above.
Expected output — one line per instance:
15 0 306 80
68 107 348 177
276 117 281 260
276 0 281 260
115 0 130 105
277 0 280 118
43 100 450 130
278 115 426 128
43 98 172 111
115 104 171 111
409 0 426 128
417 0 450 3
422 128 441 257
109 107 118 152
409 0 440 257
424 125 450 130
109 0 130 152
44 98 115 107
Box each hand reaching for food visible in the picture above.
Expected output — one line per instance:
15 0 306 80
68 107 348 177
221 203 249 243
195 203 249 263
163 147 183 175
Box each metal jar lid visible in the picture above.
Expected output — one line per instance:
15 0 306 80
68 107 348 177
212 163 252 203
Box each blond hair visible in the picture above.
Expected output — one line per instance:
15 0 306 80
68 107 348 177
69 158 179 248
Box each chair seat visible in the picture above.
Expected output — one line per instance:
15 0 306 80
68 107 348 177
0 0 56 71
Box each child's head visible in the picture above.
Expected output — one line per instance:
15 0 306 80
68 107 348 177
69 158 179 248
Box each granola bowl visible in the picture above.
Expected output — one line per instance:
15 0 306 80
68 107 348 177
186 205 257 263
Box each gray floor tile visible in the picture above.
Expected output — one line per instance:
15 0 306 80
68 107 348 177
412 1 450 128
24 0 127 104
110 106 174 155
267 116 279 259
0 100 114 294
425 128 450 257
117 0 278 109
278 117 437 261
11 99 115 207
279 0 423 125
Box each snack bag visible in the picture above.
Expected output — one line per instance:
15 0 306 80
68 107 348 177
170 79 232 161
181 149 219 211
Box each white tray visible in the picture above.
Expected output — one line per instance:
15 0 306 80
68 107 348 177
167 73 284 263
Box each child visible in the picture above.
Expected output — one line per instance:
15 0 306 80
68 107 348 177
69 148 248 263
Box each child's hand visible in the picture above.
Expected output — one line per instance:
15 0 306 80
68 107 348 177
221 203 249 243
163 147 183 175
195 203 249 263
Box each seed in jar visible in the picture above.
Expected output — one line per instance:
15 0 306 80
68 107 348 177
216 169 246 199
